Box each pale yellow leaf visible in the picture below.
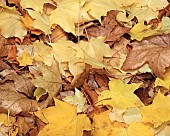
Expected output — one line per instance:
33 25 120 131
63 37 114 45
63 88 87 113
0 6 27 40
50 0 90 34
34 88 46 101
109 108 125 122
27 10 51 34
20 0 52 13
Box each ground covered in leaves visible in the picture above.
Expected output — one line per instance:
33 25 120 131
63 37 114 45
1 0 170 136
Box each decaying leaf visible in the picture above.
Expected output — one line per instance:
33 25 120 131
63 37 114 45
0 86 39 116
122 34 170 78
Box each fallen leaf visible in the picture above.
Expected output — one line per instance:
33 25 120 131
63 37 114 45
155 67 170 89
97 78 143 109
129 21 161 41
122 34 170 78
32 59 62 97
17 48 33 66
20 0 52 13
0 6 27 40
141 91 170 127
0 86 39 116
63 88 87 113
36 98 91 136
27 9 51 34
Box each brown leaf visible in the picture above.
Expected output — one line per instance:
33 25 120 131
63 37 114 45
0 85 39 116
122 34 170 78
85 10 129 46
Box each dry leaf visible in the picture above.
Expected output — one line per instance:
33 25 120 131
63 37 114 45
122 34 170 78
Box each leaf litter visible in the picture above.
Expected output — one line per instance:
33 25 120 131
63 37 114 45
0 0 170 135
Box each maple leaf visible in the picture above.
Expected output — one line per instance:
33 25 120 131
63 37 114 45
33 42 54 66
0 6 27 40
117 4 158 24
97 78 143 109
50 0 90 34
83 0 122 21
35 98 91 136
122 34 170 78
26 10 51 34
141 91 170 127
32 59 62 97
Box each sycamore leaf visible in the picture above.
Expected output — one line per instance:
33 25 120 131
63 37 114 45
17 48 33 66
155 67 170 89
32 59 62 97
20 0 52 13
129 22 161 41
50 0 90 34
141 91 170 127
27 10 51 34
108 108 125 122
0 6 27 40
97 78 143 109
63 88 86 113
122 34 170 79
36 98 91 136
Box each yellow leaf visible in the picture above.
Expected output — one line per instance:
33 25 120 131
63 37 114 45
92 110 117 136
156 125 170 136
141 92 170 127
50 0 90 34
155 67 170 89
80 37 113 61
98 78 143 109
127 122 154 136
108 108 125 122
117 4 157 24
17 48 33 66
0 6 27 40
36 98 91 136
130 22 161 41
27 9 51 34
63 88 87 113
83 0 122 21
33 42 53 66
20 0 52 13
